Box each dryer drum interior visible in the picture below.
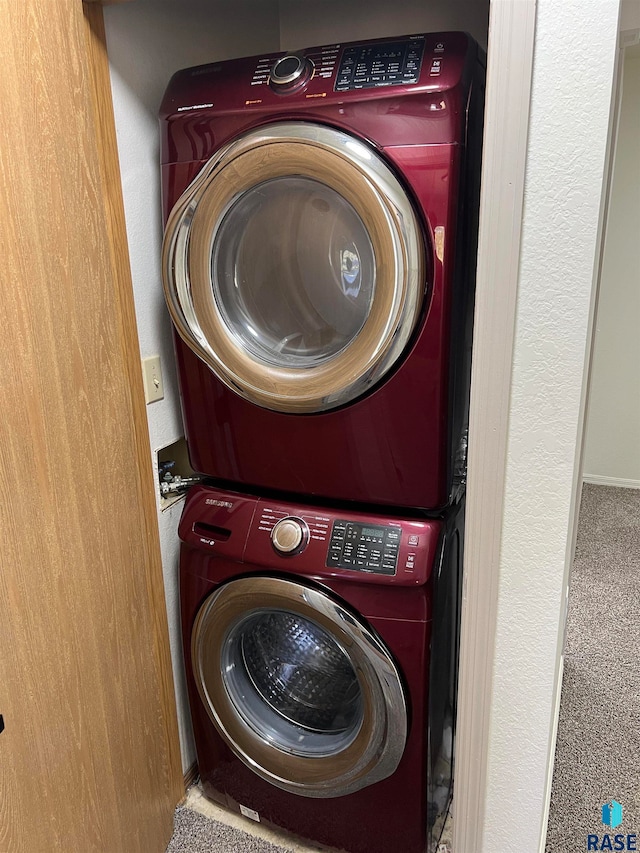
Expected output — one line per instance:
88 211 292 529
191 576 408 798
162 122 426 414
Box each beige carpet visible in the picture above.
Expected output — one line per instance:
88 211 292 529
545 484 640 850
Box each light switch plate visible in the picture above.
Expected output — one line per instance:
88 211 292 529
142 355 164 404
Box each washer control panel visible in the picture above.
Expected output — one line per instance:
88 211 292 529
335 37 425 92
179 485 442 587
327 520 401 575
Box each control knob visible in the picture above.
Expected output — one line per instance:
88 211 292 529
269 54 314 92
270 517 308 555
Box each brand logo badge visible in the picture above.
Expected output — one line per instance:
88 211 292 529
204 498 233 509
587 800 637 851
603 802 624 830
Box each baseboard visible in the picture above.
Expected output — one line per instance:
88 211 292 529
582 474 640 489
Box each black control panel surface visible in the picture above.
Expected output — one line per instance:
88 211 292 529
334 38 425 92
326 520 401 575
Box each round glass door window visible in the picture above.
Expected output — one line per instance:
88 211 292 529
163 122 426 413
191 576 407 797
213 177 375 368
223 609 364 755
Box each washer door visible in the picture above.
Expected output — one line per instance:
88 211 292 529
191 576 407 798
163 122 425 413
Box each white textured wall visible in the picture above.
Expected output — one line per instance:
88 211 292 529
103 0 281 772
583 52 640 487
482 1 619 850
278 0 489 51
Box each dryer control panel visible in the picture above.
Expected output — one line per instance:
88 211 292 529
335 37 425 92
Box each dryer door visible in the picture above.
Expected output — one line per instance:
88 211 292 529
163 122 425 413
191 576 407 798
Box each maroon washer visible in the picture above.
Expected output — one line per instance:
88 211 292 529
179 484 463 853
160 33 484 511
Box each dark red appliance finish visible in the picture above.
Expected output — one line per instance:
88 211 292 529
160 33 484 511
179 485 463 853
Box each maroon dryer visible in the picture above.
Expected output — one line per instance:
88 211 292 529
179 484 463 853
160 32 484 511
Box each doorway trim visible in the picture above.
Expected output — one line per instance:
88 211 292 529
453 2 537 850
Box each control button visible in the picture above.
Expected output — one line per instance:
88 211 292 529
269 55 314 91
271 517 308 555
408 535 420 546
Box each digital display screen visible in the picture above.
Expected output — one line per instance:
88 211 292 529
361 527 381 537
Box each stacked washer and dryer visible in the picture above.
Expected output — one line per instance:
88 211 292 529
160 32 484 853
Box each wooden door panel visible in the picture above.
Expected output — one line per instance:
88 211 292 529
0 2 182 851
